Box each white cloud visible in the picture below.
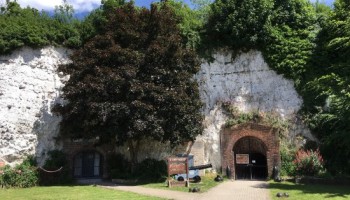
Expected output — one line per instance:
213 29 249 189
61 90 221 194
16 0 101 12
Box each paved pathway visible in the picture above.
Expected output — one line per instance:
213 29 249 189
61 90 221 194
100 180 271 200
199 180 270 200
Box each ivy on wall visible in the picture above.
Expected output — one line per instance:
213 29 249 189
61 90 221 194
222 102 291 138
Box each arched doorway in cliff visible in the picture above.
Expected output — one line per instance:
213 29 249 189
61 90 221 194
233 136 267 179
221 123 280 180
73 151 103 178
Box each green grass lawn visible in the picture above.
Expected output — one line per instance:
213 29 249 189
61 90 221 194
0 185 165 200
269 181 350 200
141 173 223 193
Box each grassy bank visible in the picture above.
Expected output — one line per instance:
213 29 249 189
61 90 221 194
0 185 165 200
269 181 350 200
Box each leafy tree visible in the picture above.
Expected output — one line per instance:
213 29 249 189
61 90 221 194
303 0 350 175
54 0 75 24
54 2 203 165
191 0 211 25
263 0 317 83
156 0 206 49
204 0 316 81
78 0 126 44
314 0 332 21
205 0 273 50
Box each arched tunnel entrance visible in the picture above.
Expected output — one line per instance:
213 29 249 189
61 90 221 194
233 136 267 180
73 151 103 178
221 123 280 180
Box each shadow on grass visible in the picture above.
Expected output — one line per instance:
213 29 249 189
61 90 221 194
269 181 350 198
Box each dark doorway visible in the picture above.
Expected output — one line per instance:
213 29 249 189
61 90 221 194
233 137 268 180
74 151 102 178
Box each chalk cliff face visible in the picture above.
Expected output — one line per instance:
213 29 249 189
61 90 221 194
0 47 314 168
194 51 316 169
0 47 71 166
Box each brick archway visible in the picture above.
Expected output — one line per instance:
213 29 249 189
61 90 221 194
63 139 112 179
221 123 280 179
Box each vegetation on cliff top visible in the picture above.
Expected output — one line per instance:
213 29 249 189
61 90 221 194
0 1 81 54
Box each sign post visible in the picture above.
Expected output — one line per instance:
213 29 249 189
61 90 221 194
167 157 189 187
236 154 250 164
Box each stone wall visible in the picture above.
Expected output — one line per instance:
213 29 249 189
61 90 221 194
193 50 316 171
0 47 71 166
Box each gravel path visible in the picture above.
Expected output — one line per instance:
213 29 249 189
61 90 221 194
100 180 271 200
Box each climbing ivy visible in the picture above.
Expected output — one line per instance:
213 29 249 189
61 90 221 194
222 102 291 138
204 0 317 83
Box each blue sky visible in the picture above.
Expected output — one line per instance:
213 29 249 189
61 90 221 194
13 0 335 13
136 0 194 8
13 0 194 12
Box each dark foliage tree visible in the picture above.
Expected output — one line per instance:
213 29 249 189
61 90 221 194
54 2 203 164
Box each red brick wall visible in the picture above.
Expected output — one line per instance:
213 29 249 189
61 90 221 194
221 123 280 179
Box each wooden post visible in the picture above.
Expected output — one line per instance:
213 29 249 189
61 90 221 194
167 157 189 187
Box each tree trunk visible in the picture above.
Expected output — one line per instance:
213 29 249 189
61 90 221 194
128 139 140 173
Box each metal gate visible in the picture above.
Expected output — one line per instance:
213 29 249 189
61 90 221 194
74 151 101 178
234 137 267 180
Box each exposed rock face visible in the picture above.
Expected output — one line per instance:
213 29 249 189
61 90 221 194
0 47 71 166
194 50 316 170
198 51 303 116
0 47 315 169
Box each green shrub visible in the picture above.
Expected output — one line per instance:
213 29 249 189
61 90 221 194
43 150 67 169
0 156 38 188
110 168 133 179
107 154 167 182
134 158 167 181
108 153 131 179
107 154 167 181
280 146 297 177
294 148 324 176
39 150 72 185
